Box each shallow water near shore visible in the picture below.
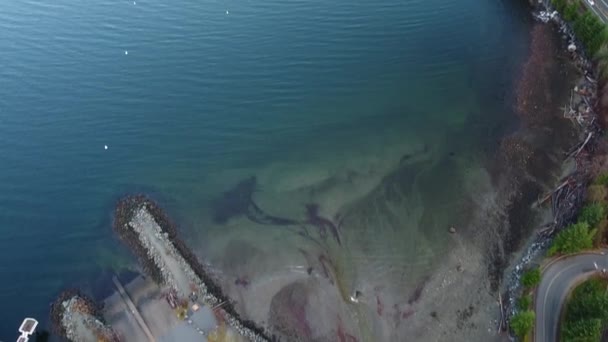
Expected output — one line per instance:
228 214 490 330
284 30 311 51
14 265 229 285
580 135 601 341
0 0 538 339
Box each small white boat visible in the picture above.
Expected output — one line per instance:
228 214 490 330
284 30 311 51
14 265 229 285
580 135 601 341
16 318 38 342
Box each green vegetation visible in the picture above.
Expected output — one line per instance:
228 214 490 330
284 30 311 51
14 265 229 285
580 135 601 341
562 278 608 341
594 172 608 186
548 222 596 256
552 0 569 12
518 294 533 310
573 12 607 55
551 0 607 55
521 268 541 288
563 319 601 342
578 203 606 228
511 310 535 339
551 0 608 76
563 2 579 21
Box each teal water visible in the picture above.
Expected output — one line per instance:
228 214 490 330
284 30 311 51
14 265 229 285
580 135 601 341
0 0 533 337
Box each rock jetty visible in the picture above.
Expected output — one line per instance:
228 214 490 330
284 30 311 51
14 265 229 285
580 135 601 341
50 289 119 342
113 195 270 342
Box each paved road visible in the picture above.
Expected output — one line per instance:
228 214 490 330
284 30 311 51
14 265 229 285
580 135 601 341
534 251 608 342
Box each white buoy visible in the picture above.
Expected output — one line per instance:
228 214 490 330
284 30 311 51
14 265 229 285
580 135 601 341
125 50 128 55
133 1 136 4
226 10 229 14
104 145 108 150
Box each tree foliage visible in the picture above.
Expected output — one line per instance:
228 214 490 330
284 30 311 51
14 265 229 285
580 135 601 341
568 279 608 322
521 268 541 288
517 294 532 310
572 11 606 55
552 0 568 12
578 203 606 228
563 3 580 21
562 279 608 342
552 0 608 56
548 222 596 256
562 318 602 342
511 310 535 338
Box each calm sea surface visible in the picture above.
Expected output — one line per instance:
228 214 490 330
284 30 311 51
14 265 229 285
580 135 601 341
0 0 533 337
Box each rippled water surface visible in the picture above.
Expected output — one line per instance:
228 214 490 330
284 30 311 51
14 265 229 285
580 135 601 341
0 0 533 337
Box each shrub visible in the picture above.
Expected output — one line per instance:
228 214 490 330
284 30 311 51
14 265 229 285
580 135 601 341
564 3 579 21
578 203 606 228
552 0 568 12
521 268 541 288
517 294 532 310
567 279 608 322
572 11 606 55
511 310 535 338
548 222 596 256
562 319 602 341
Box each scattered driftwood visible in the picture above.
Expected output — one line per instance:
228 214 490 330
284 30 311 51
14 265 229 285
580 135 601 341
566 132 593 160
535 178 572 206
497 292 504 334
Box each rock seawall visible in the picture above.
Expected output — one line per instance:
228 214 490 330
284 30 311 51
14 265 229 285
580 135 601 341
113 194 271 341
50 289 118 342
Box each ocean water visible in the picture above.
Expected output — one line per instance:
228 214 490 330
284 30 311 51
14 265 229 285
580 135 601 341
0 0 534 338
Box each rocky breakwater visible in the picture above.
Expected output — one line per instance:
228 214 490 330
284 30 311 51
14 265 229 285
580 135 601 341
113 195 270 342
50 289 119 342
